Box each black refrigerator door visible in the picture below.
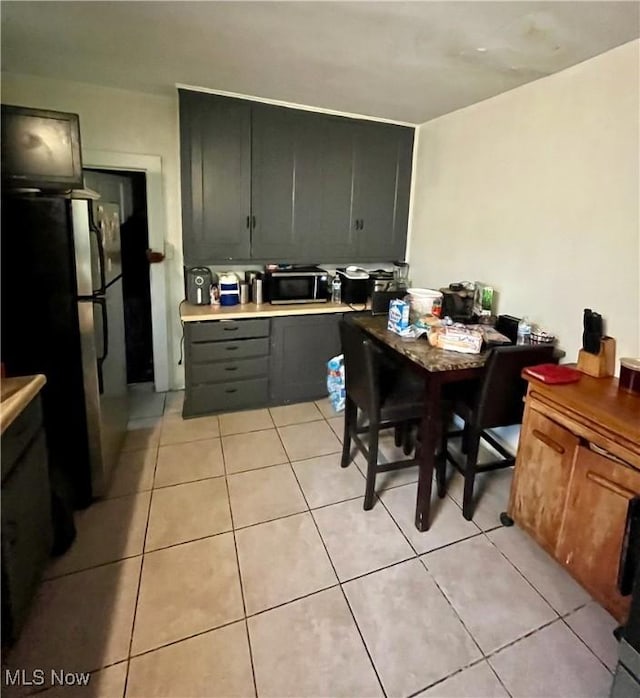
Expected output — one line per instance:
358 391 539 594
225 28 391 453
0 194 92 507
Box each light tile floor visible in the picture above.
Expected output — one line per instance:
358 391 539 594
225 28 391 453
4 393 619 698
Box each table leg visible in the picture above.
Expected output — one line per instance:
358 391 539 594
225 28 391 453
415 378 440 532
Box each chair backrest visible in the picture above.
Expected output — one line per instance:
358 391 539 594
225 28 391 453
339 319 383 416
474 344 556 429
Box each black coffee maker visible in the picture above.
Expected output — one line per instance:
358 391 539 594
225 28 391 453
440 282 475 323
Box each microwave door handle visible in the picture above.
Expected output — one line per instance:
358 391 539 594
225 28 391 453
313 276 318 299
618 495 640 596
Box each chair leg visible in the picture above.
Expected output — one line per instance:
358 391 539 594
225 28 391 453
402 422 416 455
363 424 380 511
341 398 356 468
462 429 480 520
394 424 404 448
461 422 470 455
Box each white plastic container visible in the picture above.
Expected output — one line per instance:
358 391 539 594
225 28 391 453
407 288 443 323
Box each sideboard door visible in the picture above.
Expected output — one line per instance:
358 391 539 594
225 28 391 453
509 406 579 554
556 445 640 621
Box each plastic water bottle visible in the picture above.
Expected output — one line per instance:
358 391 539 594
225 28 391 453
331 275 342 304
517 316 532 345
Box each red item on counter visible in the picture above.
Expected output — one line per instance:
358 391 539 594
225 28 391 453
523 364 582 384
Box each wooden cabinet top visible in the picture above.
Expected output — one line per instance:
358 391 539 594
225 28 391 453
0 374 46 435
524 372 640 450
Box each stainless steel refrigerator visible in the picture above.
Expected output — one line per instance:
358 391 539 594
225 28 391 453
1 191 128 507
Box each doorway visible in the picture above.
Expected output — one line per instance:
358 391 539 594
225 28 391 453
84 168 154 385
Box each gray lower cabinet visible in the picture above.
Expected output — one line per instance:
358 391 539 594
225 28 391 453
183 318 271 417
1 396 53 644
183 314 343 416
269 314 343 405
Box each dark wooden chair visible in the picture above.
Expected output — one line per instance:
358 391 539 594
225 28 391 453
339 318 445 510
444 343 556 520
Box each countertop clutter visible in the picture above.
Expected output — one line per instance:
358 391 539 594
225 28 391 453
180 300 358 322
0 374 47 434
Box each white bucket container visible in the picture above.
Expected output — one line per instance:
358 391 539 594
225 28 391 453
407 288 443 323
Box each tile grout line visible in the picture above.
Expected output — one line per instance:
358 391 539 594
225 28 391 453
122 398 163 698
287 456 389 698
559 614 615 675
221 467 259 698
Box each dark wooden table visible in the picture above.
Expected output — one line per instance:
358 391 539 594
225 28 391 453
353 315 489 531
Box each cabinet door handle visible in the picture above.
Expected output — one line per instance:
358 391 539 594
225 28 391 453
246 216 250 229
532 429 565 455
225 388 238 394
225 366 238 372
223 326 239 332
360 218 365 230
225 345 239 351
354 219 360 231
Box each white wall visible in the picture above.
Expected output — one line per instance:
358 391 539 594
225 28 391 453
409 40 640 365
1 73 187 389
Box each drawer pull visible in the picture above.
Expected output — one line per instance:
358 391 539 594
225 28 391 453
586 471 636 500
225 366 238 372
226 346 239 351
225 388 238 394
224 326 239 332
532 429 565 455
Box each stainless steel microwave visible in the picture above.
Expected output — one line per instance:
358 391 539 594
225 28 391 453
264 266 329 304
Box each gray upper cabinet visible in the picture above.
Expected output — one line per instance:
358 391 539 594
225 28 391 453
179 90 414 264
250 104 299 260
180 90 251 264
352 121 414 261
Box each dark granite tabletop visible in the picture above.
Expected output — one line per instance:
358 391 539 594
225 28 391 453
354 315 489 373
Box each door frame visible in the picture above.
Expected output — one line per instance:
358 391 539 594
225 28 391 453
84 149 169 393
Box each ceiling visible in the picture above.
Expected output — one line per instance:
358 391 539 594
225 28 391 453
1 1 638 124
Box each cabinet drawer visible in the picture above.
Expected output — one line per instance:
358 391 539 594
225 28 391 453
1 398 43 484
188 319 270 342
191 357 269 384
185 378 269 416
191 338 269 363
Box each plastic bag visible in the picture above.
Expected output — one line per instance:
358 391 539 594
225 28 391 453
326 354 345 413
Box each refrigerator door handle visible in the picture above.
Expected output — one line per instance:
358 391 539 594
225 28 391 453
90 217 107 295
93 297 109 364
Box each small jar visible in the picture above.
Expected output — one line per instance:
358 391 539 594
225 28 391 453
619 358 640 394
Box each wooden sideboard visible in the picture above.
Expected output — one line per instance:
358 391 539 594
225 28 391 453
508 373 640 623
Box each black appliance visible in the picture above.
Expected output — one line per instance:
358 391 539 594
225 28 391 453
1 191 128 508
369 270 395 294
611 496 640 697
440 284 475 323
263 265 329 304
371 290 407 316
1 104 83 192
337 268 370 305
186 266 213 305
495 315 521 345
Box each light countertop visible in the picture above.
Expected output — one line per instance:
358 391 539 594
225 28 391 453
180 300 364 322
1 374 46 435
